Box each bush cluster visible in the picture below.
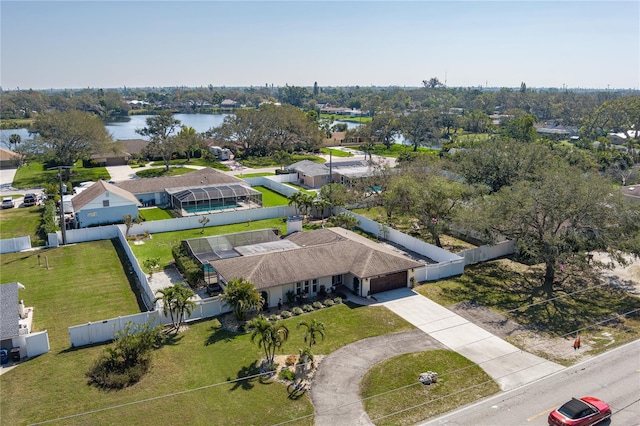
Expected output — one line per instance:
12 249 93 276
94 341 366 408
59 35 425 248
278 368 295 381
323 299 334 307
285 354 297 366
292 307 304 316
302 304 314 312
172 243 203 286
86 322 162 389
312 301 323 309
280 310 292 319
39 199 58 236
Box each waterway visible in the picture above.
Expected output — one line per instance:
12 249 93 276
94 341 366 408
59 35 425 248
0 114 362 143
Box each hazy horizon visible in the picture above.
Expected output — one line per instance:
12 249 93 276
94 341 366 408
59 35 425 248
2 1 638 91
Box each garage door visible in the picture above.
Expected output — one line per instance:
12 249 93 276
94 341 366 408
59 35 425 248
370 271 407 294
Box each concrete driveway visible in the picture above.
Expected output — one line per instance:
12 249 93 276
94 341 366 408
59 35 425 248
0 167 18 190
375 288 564 391
311 329 444 426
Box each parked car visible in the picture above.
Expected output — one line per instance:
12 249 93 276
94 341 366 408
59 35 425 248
548 397 611 426
1 197 15 209
23 193 37 207
0 349 8 365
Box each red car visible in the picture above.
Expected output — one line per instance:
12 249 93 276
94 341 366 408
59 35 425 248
548 397 611 426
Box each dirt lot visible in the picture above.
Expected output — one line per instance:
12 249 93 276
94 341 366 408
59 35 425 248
448 254 640 365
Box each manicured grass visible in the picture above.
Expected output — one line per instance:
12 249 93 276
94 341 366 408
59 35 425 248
253 185 290 207
134 167 195 178
137 207 175 221
285 183 317 195
362 143 438 158
0 240 142 351
0 204 46 245
320 147 353 157
320 113 372 124
12 161 110 189
130 218 288 269
0 301 413 425
240 172 276 177
149 158 230 171
241 154 325 169
0 118 34 129
361 350 499 425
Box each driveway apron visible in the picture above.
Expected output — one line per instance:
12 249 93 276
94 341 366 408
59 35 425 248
376 288 564 391
311 329 444 426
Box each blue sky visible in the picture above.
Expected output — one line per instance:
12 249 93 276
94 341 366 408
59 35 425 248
1 1 638 90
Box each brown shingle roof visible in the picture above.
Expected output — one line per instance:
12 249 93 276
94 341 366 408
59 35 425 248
0 148 22 161
72 180 141 211
115 168 244 194
210 228 422 289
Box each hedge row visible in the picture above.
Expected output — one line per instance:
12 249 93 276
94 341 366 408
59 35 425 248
172 242 203 286
39 199 58 236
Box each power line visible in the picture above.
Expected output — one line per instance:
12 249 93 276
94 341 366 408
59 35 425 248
30 289 640 425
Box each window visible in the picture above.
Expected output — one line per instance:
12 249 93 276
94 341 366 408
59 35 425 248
297 281 310 295
312 279 318 293
103 200 109 207
332 275 342 286
296 282 302 295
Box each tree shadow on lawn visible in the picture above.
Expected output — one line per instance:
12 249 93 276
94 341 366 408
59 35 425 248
441 263 640 335
228 360 263 391
205 324 237 346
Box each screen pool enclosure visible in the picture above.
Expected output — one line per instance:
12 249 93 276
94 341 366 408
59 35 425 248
167 184 262 216
183 229 286 284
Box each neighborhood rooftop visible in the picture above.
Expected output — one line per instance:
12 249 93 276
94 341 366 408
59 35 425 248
115 167 244 194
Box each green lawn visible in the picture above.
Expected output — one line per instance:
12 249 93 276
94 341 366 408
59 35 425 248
138 207 175 221
0 204 45 245
134 167 195 178
0 299 413 425
368 143 439 158
0 240 142 351
241 154 325 169
285 183 317 195
12 161 110 189
149 158 230 171
240 172 275 178
320 147 353 157
361 350 499 425
130 218 288 270
253 185 290 206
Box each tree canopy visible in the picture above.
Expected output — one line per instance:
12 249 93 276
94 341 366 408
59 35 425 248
29 110 112 167
136 111 181 171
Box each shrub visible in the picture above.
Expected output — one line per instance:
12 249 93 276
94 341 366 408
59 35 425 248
268 314 279 322
278 368 295 381
312 301 323 309
172 242 203 286
285 354 297 366
39 199 58 236
333 297 343 304
323 299 334 307
292 307 304 316
302 304 314 312
86 321 162 389
280 310 292 319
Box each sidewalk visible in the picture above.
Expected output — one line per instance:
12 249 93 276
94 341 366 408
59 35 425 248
374 288 564 391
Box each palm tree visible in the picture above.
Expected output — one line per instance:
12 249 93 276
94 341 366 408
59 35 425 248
154 283 196 332
220 277 263 321
297 319 326 349
249 315 289 367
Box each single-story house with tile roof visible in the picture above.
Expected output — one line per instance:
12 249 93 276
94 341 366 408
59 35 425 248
90 139 150 166
0 147 23 169
1 282 50 359
115 168 261 215
72 180 141 228
184 227 423 307
286 159 374 188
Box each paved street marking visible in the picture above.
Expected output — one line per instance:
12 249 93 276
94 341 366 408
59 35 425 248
528 406 558 422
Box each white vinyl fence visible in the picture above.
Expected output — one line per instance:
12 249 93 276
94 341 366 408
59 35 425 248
345 210 466 281
459 240 516 265
68 296 230 347
0 236 32 253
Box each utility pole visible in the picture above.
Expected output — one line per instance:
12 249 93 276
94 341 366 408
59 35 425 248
47 166 72 245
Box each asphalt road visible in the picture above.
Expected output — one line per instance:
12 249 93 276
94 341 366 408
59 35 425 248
422 339 640 426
